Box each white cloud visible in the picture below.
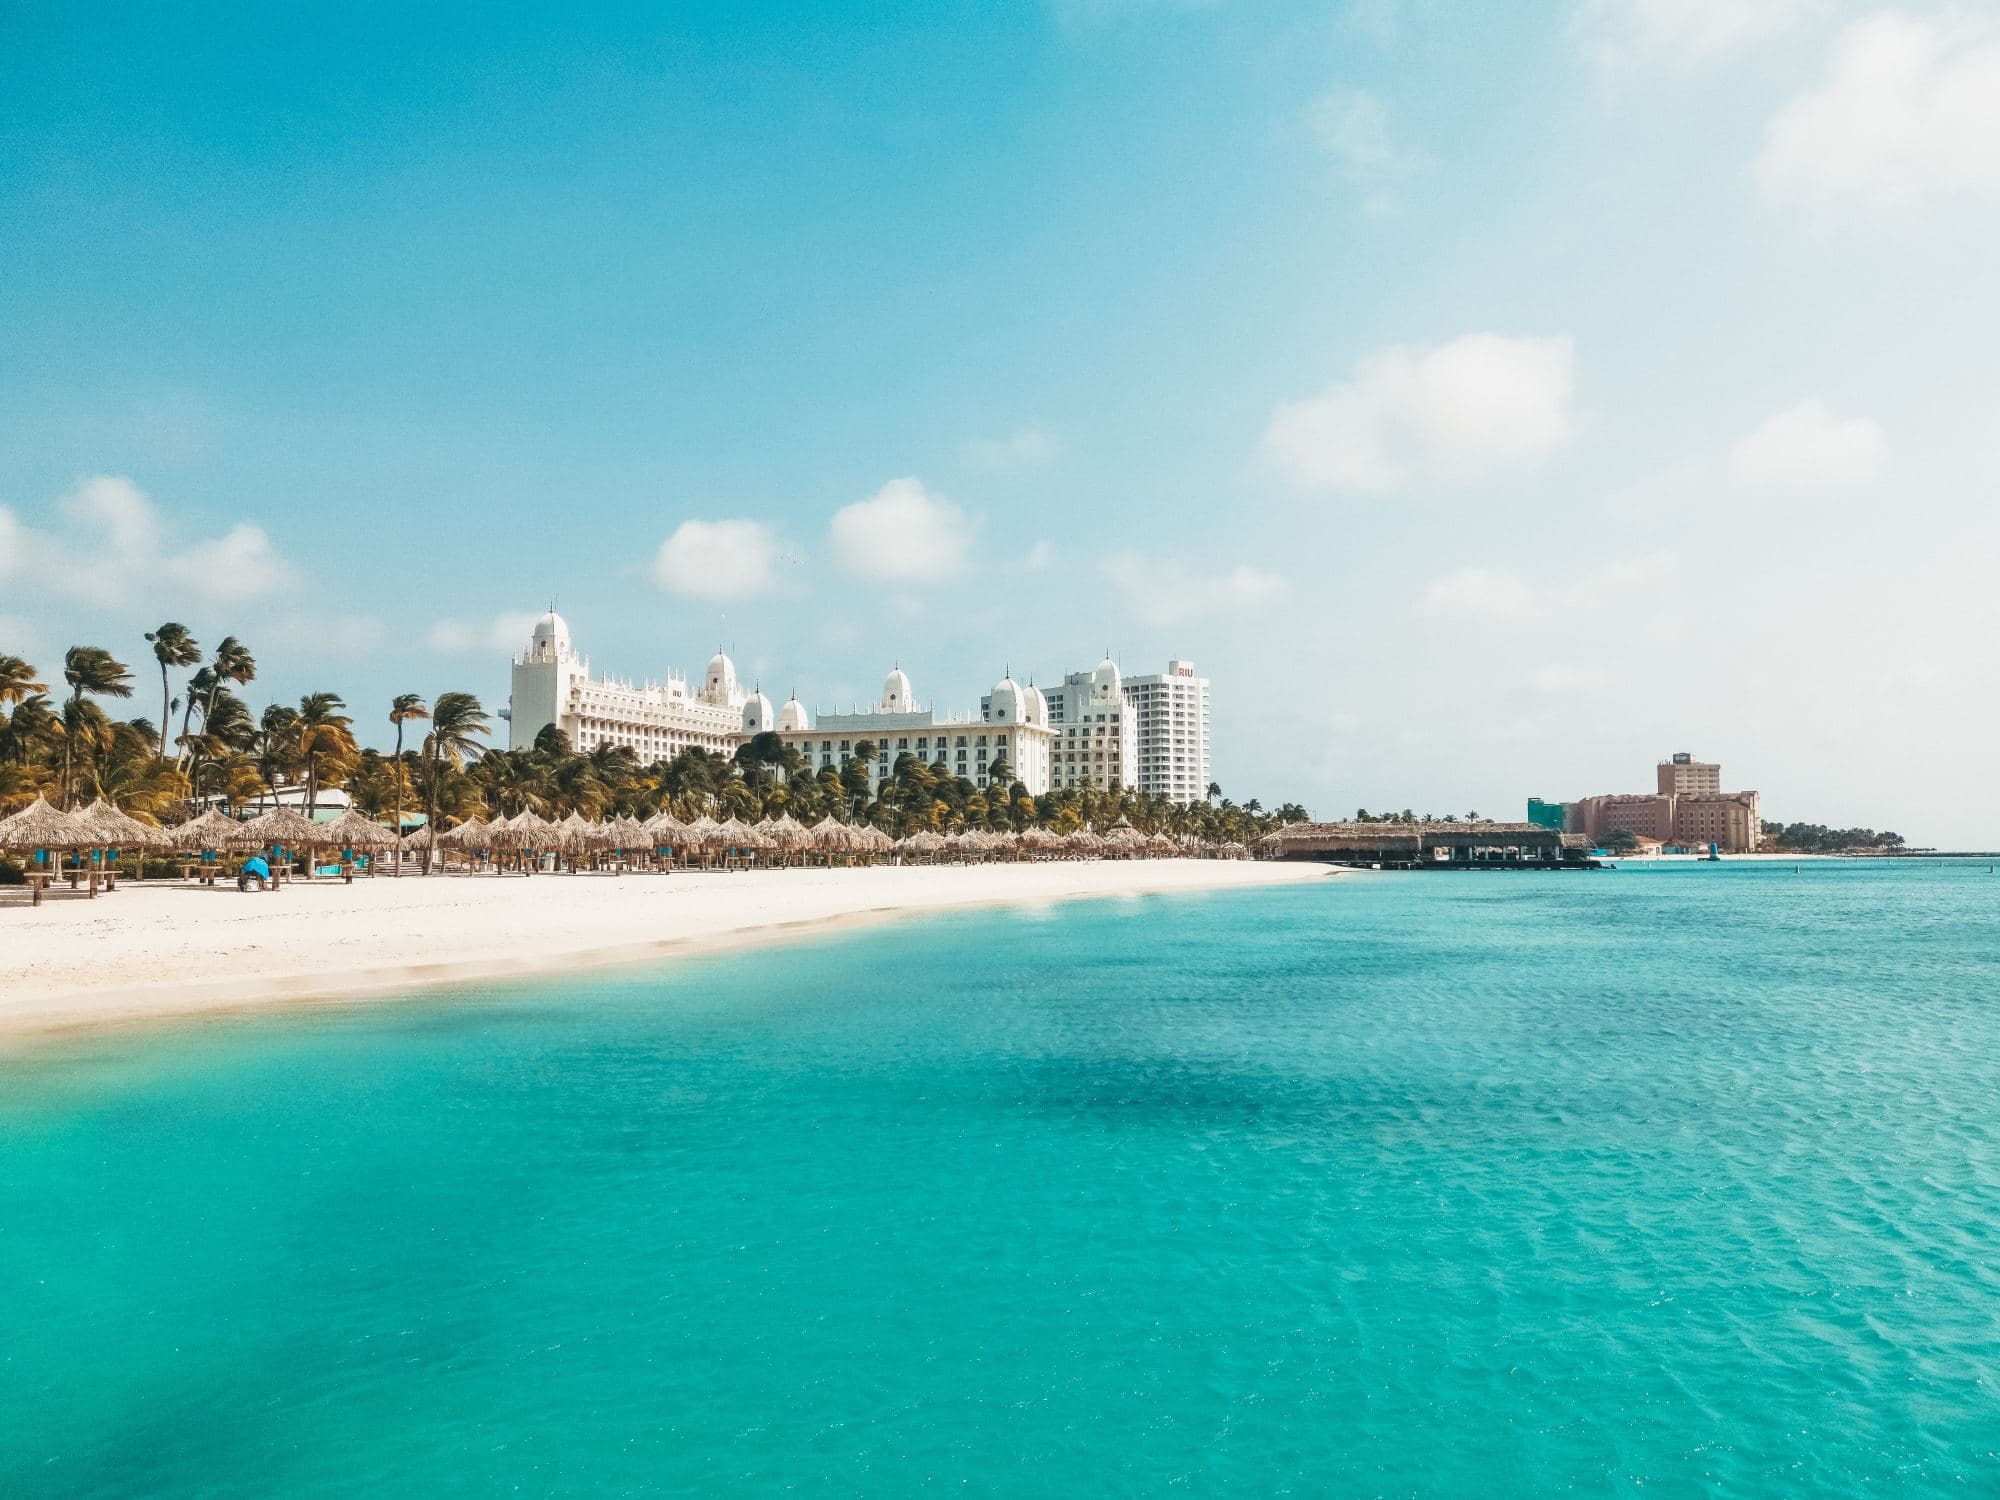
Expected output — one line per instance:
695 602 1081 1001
1262 334 1577 493
1424 553 1678 622
1309 87 1425 213
1022 539 1055 571
2 474 297 604
1423 568 1540 620
651 518 782 600
166 524 292 602
1757 11 2000 215
1100 551 1289 627
965 429 1062 471
1729 400 1887 490
1582 0 1818 63
427 611 544 655
830 478 972 583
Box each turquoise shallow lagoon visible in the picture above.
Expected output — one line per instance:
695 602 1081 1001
4 863 1999 1496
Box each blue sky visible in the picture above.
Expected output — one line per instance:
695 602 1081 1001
5 1 1999 841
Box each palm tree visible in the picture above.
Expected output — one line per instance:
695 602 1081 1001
422 691 490 872
60 646 133 807
180 636 256 769
143 623 201 758
388 693 429 871
295 691 356 818
0 654 47 708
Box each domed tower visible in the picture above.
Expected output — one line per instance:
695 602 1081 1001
777 694 810 732
879 664 914 714
741 689 776 735
1023 680 1048 728
700 649 743 709
1090 654 1122 704
509 609 584 752
987 673 1025 724
527 610 572 663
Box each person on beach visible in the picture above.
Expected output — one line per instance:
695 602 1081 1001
238 852 273 892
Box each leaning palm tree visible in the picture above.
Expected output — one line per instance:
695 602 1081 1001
143 623 201 758
388 693 429 873
294 691 356 818
422 691 490 873
179 636 256 769
0 654 47 708
60 646 133 808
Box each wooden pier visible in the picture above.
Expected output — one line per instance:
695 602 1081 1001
1256 822 1598 870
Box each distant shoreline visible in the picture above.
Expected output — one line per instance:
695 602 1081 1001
0 860 1335 1048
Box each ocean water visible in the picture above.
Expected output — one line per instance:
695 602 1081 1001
3 863 1998 1497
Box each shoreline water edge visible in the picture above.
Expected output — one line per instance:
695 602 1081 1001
0 860 1335 1045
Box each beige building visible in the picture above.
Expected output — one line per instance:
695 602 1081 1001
1572 751 1762 853
1657 752 1722 797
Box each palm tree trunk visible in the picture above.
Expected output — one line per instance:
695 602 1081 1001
423 746 438 874
392 725 405 876
158 662 172 759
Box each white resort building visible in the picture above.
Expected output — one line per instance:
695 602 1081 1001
1126 660 1212 804
508 615 1055 796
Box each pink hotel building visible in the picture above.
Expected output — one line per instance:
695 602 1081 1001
1568 753 1762 853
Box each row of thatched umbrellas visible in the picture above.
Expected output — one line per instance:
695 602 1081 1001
2 794 1245 903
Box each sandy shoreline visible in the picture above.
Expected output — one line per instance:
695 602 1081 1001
0 860 1333 1044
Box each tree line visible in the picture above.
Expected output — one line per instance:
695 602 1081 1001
1 629 1308 846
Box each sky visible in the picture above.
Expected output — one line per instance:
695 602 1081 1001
4 0 1999 843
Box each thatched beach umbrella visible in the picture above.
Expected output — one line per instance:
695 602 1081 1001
1147 831 1178 857
321 808 399 851
171 806 242 853
78 798 161 850
441 815 492 852
235 805 324 850
0 795 100 903
902 828 946 860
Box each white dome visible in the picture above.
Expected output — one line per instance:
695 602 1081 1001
778 696 810 732
701 649 739 706
1090 656 1121 698
530 611 571 654
880 666 914 712
1023 682 1048 727
742 690 775 734
988 675 1024 723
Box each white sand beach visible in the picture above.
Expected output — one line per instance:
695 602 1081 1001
0 860 1333 1042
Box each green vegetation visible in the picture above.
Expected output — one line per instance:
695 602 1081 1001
1760 821 1905 855
1 636 1310 847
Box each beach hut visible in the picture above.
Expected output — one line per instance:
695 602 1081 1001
806 816 851 865
319 809 399 880
642 810 690 869
171 806 245 884
76 799 162 889
764 814 812 867
0 795 98 904
902 828 946 863
233 806 326 880
1146 831 1178 858
511 811 560 873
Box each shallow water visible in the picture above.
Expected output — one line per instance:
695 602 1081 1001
3 863 1998 1496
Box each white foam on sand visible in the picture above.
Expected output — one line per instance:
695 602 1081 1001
0 860 1335 1043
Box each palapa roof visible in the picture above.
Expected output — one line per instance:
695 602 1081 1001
764 814 812 851
0 794 98 850
319 808 400 849
808 816 852 851
440 816 492 850
171 806 247 852
235 806 326 847
643 810 690 842
79 798 164 848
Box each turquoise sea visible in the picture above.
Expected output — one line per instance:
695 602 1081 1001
3 862 1998 1496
